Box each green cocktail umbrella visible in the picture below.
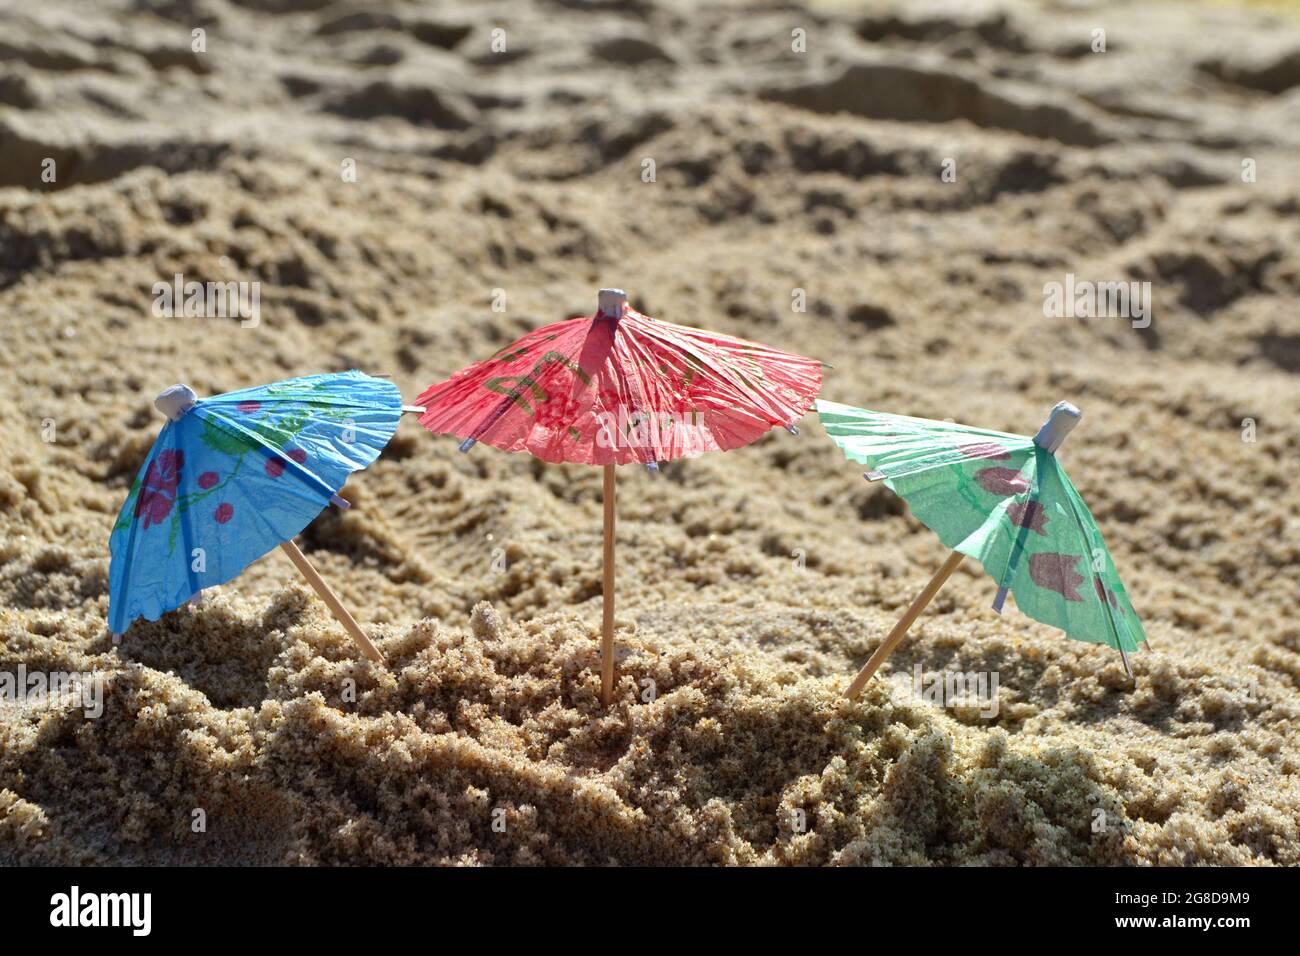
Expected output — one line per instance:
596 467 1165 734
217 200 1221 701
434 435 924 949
815 399 1147 697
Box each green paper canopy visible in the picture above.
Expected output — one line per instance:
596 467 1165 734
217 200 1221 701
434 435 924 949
815 399 1146 654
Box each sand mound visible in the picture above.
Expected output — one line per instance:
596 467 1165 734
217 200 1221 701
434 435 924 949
6 598 1295 865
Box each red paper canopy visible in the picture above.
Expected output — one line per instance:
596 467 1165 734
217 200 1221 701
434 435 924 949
416 295 823 466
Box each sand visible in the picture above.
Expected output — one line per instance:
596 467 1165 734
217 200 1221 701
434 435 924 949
1 0 1298 865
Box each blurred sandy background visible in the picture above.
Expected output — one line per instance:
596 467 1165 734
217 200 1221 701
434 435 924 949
1 0 1298 864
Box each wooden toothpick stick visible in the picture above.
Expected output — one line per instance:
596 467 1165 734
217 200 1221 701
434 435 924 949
279 539 386 664
845 550 965 699
601 464 616 706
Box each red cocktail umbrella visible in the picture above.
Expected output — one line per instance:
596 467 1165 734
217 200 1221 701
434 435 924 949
416 289 823 703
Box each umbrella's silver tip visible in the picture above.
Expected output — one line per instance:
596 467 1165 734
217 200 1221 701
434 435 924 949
645 461 659 474
785 424 799 436
864 470 885 482
1034 401 1082 454
458 437 477 453
155 384 198 421
598 288 628 319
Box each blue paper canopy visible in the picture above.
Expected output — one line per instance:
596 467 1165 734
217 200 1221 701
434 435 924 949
107 370 401 634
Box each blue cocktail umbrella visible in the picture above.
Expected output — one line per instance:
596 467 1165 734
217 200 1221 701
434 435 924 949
108 370 408 662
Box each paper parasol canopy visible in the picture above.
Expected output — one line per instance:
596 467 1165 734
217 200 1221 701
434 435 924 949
816 399 1147 695
416 288 823 467
108 370 402 662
